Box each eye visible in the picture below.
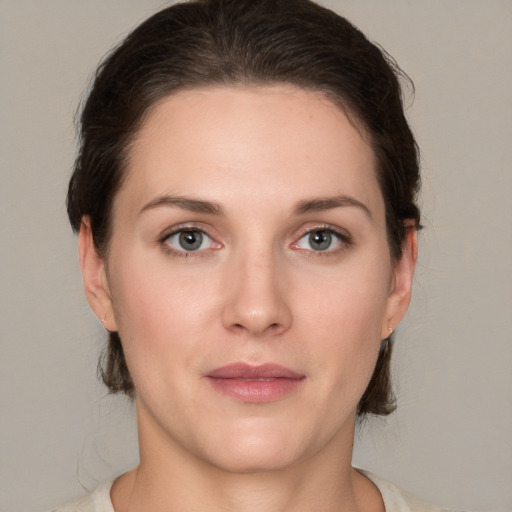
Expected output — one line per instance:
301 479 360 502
164 229 215 252
294 228 346 252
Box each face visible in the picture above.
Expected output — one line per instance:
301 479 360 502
81 85 415 473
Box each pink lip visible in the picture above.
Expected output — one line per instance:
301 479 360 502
206 363 305 403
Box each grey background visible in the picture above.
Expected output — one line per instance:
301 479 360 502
1 1 511 511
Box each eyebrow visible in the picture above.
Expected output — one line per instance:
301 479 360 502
139 193 371 219
293 195 372 218
139 195 224 216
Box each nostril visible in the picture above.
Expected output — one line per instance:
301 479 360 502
229 321 283 335
222 291 293 336
268 322 283 333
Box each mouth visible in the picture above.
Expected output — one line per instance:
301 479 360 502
205 363 305 403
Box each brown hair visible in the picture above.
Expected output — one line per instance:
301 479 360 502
67 0 421 416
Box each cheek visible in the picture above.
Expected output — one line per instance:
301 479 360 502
296 259 391 343
294 257 391 392
107 255 223 380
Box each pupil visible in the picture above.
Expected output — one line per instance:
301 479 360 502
310 230 331 251
179 231 202 251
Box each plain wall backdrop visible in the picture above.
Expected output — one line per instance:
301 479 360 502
1 1 511 511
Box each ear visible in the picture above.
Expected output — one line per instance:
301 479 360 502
381 228 418 339
78 218 118 332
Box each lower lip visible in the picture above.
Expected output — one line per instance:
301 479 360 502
207 377 304 403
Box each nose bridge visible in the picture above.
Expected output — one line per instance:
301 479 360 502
222 241 292 337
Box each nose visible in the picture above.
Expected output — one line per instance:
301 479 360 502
221 250 292 337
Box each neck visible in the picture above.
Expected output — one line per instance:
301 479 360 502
111 403 384 512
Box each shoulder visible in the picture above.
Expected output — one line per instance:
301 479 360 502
51 473 460 512
358 469 458 512
52 481 114 512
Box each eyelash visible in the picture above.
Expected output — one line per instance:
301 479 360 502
291 225 352 256
159 225 220 258
158 224 352 258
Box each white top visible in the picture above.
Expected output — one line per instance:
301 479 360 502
53 470 454 512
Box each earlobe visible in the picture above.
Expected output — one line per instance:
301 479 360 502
382 229 418 339
78 218 117 331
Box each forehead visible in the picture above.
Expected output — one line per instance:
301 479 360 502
118 85 382 218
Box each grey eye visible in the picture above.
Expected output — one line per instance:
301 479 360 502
294 229 344 252
165 230 213 252
308 230 332 251
179 231 203 251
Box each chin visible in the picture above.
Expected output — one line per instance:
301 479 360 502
195 418 316 474
208 444 301 474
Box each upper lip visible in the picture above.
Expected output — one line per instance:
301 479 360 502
207 363 305 380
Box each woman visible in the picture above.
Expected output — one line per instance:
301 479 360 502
57 0 449 510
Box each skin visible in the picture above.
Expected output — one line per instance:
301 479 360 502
80 85 417 512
